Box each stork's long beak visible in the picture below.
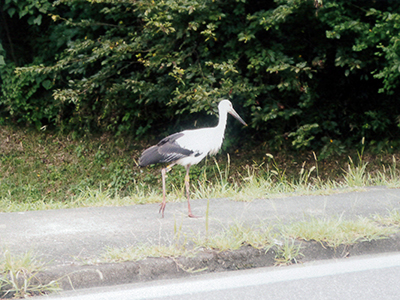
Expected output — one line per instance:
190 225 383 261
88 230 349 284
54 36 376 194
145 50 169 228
229 108 247 126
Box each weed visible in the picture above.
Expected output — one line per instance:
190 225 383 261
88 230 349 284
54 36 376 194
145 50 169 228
0 125 400 212
297 161 316 186
343 156 370 187
272 238 304 266
373 209 400 227
0 250 60 298
100 220 274 263
372 156 400 188
281 216 396 248
192 221 274 251
99 211 399 266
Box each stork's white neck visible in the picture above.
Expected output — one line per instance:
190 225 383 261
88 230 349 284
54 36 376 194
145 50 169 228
210 106 228 154
216 107 228 132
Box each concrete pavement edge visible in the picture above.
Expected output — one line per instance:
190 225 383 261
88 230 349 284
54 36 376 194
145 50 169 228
36 232 400 292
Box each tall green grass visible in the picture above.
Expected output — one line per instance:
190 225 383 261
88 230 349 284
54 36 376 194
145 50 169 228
0 125 400 212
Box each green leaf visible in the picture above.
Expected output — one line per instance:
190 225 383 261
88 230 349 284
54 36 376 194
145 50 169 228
7 7 16 17
33 14 42 26
42 80 52 90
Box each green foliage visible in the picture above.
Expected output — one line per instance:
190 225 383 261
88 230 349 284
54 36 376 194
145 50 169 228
0 64 56 129
1 0 400 153
0 42 5 66
1 124 400 212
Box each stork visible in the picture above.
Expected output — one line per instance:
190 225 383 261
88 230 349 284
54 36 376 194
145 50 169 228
139 100 247 218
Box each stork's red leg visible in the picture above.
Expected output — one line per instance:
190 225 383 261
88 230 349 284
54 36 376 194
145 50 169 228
185 165 200 218
159 167 167 218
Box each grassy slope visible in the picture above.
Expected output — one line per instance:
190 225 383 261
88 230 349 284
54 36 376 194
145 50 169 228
0 125 399 212
2 125 400 298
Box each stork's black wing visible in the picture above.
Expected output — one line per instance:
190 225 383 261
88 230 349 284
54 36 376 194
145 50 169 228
157 132 184 146
138 132 193 167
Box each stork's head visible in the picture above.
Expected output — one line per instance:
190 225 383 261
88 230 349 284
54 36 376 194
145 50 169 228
218 100 247 126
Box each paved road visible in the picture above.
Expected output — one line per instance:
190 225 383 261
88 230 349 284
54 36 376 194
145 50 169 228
1 186 399 265
39 252 400 300
2 186 400 292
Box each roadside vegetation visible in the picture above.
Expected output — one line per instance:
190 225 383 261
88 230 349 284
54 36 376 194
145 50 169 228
1 124 400 298
2 0 400 297
2 208 399 298
100 210 400 266
2 0 400 157
0 250 59 298
1 125 400 213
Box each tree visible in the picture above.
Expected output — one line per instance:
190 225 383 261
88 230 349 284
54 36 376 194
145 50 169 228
1 0 400 155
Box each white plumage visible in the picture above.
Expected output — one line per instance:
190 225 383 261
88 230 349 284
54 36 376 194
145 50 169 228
139 100 247 218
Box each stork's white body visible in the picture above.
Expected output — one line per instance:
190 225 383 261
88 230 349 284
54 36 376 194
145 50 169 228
173 125 226 166
139 100 246 218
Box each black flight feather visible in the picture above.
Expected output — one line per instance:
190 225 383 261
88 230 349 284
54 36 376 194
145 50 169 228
139 132 194 167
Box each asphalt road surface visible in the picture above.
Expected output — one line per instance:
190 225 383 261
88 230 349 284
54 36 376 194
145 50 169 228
3 187 400 266
41 252 400 300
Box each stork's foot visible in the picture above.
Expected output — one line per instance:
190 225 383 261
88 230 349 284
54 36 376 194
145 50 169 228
159 202 166 218
188 212 201 218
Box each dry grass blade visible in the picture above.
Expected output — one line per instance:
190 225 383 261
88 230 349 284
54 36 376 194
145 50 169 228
0 250 60 298
281 216 397 248
273 239 304 266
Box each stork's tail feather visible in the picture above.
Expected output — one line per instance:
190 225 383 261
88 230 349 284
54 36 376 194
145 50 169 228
139 146 164 167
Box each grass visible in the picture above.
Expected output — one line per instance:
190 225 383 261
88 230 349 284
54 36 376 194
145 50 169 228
372 209 400 226
98 190 400 267
99 221 276 264
192 221 275 251
99 210 400 266
273 238 304 266
280 216 397 248
0 127 397 211
1 125 400 212
2 213 393 288
0 250 60 298
1 125 400 296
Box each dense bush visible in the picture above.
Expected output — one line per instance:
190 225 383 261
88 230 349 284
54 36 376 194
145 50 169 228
1 0 400 156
